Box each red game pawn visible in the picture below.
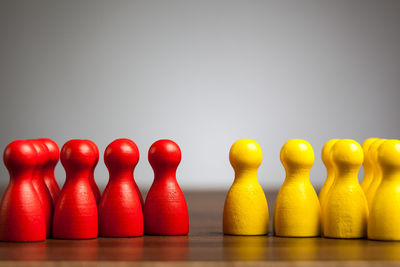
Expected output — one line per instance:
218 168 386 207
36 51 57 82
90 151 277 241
52 140 98 239
30 139 54 237
144 139 189 235
99 138 143 237
38 138 61 206
0 140 46 241
86 140 101 205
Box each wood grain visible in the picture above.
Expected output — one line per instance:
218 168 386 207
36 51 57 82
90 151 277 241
0 191 399 266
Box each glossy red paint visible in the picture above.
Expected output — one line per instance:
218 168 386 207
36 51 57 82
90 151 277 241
0 140 46 241
38 138 60 206
29 139 54 237
52 139 98 239
144 139 189 235
86 140 101 205
99 138 143 237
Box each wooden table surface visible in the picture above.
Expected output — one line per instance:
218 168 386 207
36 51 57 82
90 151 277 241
1 191 400 266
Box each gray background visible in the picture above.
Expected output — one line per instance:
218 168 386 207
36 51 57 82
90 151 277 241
0 0 399 192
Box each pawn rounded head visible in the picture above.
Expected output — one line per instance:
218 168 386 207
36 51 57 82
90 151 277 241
280 139 314 169
362 137 379 166
378 140 400 170
86 139 99 165
38 138 59 165
367 139 386 163
104 138 139 170
362 138 379 154
3 140 38 170
321 139 339 167
148 139 181 169
331 139 363 169
29 139 50 167
229 139 262 170
60 139 98 170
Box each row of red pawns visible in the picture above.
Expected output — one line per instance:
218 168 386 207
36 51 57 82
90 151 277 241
0 138 188 242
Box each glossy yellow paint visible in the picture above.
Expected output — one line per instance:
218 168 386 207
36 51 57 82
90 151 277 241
322 139 368 239
365 139 386 209
319 139 339 209
223 139 269 235
360 138 379 193
319 139 339 235
368 140 400 240
274 139 320 237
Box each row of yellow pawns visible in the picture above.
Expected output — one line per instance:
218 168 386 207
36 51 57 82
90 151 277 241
223 138 400 241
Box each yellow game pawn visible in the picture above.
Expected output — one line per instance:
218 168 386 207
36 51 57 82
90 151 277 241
319 139 338 235
360 138 379 193
368 140 400 241
274 139 320 237
322 139 368 239
365 139 386 209
223 139 269 235
319 139 339 209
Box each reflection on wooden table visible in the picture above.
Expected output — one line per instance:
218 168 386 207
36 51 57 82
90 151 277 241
0 191 399 266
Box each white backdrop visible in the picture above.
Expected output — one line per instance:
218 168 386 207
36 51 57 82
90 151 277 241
1 0 399 191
